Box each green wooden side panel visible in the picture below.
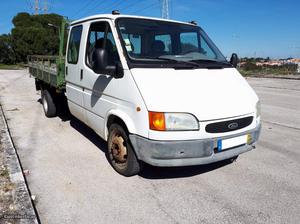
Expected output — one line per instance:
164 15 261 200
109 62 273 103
28 55 66 90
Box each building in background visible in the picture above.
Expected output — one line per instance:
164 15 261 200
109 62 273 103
254 58 300 68
286 59 300 73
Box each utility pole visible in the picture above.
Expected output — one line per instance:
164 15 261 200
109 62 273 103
43 0 48 14
34 0 39 15
161 0 170 19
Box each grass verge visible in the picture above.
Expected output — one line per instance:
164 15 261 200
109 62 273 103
0 64 25 70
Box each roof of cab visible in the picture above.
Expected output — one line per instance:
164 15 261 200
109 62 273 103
70 14 197 27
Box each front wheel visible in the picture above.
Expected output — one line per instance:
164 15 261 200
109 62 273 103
107 124 141 176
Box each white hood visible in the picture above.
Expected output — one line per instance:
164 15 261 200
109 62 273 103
131 68 258 121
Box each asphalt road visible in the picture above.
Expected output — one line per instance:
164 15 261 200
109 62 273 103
0 70 299 224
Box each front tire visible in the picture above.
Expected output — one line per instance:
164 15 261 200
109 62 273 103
41 89 56 117
107 124 141 176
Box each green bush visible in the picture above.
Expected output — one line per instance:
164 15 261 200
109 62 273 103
243 62 261 71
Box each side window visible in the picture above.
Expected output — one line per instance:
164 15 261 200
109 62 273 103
106 29 120 65
180 32 199 54
155 34 172 53
87 25 105 54
86 22 120 68
67 25 83 64
89 31 105 48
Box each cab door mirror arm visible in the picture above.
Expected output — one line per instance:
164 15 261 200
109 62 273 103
114 61 124 79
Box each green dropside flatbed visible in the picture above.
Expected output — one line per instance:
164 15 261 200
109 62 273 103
28 55 66 90
28 18 68 91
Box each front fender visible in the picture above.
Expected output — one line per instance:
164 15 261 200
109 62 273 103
104 109 137 141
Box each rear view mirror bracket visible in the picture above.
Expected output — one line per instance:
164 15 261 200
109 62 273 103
230 53 239 68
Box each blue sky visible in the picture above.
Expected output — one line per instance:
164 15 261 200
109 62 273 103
0 0 299 58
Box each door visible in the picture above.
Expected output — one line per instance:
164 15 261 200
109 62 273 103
81 21 121 138
65 25 85 122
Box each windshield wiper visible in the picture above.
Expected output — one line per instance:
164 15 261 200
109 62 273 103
152 57 201 68
190 59 232 67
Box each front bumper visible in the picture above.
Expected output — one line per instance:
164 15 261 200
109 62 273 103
129 124 261 167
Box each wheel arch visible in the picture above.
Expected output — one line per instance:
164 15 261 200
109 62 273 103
105 110 136 141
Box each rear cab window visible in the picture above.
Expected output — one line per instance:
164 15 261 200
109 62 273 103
67 25 83 64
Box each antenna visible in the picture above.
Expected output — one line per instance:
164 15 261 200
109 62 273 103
161 0 170 19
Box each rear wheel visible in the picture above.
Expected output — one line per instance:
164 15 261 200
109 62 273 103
41 89 56 117
107 124 141 176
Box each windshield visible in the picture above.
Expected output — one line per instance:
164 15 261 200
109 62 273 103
117 18 228 66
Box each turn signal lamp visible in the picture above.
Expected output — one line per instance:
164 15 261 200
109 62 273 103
149 112 166 131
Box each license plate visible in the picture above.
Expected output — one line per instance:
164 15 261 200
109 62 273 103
217 135 247 151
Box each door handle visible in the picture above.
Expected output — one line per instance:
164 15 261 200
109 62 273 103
80 69 83 80
66 66 68 75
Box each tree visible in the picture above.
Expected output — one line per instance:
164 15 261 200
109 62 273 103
0 34 15 64
10 12 64 63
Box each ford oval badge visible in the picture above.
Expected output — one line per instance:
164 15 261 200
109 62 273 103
228 122 238 130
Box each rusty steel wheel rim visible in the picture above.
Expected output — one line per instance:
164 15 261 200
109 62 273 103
110 134 128 164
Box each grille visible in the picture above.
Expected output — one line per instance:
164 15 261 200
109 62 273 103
205 116 253 133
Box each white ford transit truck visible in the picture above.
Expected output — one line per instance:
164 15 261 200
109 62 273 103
28 11 261 176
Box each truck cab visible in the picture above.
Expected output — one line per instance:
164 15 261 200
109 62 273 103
64 13 261 176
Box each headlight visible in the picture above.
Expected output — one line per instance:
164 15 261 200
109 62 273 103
256 100 261 118
149 112 199 131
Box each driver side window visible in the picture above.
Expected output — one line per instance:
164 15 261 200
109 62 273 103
86 22 120 68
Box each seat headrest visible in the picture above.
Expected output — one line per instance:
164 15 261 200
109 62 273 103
151 40 165 52
94 38 113 52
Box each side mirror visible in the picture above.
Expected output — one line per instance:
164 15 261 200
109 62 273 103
93 48 108 74
92 48 124 79
230 53 239 68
